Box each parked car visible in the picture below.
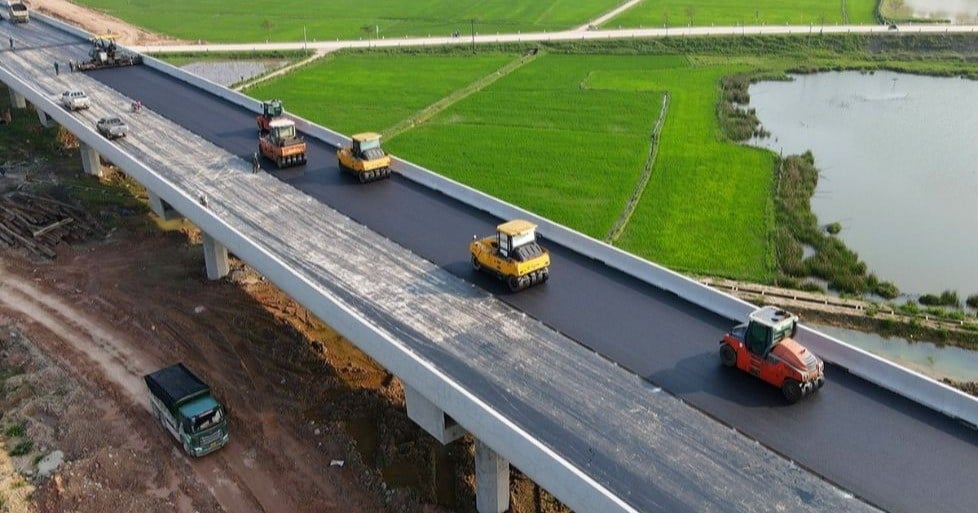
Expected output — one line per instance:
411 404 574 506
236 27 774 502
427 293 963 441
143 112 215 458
96 116 128 139
60 90 90 111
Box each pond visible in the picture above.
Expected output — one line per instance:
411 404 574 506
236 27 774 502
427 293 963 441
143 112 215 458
180 60 287 87
898 0 978 23
814 324 978 383
748 71 978 296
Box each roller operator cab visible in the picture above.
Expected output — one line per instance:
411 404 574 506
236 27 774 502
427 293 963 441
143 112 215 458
258 118 307 168
256 99 284 134
719 306 825 403
470 219 550 292
337 132 392 183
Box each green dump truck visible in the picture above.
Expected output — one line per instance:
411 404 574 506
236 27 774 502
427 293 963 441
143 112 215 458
144 363 228 457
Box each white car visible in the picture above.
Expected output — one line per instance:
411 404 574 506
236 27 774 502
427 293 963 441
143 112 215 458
60 90 90 111
96 116 128 139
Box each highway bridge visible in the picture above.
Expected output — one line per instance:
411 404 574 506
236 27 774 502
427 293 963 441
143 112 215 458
2 13 977 513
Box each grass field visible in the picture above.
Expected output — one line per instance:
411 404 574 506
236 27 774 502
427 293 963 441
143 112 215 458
245 53 515 136
241 35 978 282
74 0 622 42
603 65 777 280
386 55 675 239
607 0 879 28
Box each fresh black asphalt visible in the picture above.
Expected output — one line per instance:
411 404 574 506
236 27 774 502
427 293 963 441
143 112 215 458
89 65 978 513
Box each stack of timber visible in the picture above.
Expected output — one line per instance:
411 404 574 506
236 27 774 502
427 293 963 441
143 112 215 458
0 192 99 258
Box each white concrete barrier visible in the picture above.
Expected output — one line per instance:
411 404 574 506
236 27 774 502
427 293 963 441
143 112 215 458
32 11 978 428
0 64 638 513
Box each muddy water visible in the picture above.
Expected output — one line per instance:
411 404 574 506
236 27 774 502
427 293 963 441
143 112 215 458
901 0 978 23
814 324 978 382
748 71 978 295
180 60 286 87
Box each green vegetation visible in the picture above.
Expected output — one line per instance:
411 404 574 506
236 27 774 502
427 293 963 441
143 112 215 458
967 294 978 309
387 54 671 238
153 49 313 67
608 0 879 28
919 290 961 308
246 53 514 136
244 33 978 282
7 440 31 457
74 0 621 42
2 424 24 439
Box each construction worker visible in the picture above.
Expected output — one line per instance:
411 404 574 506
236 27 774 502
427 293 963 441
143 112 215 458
251 152 260 173
53 61 59 75
68 60 75 72
8 37 13 49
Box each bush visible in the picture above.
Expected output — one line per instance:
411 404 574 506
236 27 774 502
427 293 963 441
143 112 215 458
3 423 24 438
826 222 842 234
940 290 961 308
968 294 978 309
900 301 921 315
874 281 900 300
920 290 960 308
7 440 32 457
799 281 825 293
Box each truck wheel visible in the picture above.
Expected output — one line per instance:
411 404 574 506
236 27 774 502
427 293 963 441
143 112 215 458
719 344 737 367
782 379 803 404
471 256 481 271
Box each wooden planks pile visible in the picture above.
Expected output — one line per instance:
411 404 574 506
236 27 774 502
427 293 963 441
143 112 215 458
0 192 99 258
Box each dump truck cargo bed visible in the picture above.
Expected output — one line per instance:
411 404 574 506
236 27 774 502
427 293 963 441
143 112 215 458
144 363 210 411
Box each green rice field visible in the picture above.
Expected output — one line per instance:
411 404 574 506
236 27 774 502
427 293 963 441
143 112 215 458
386 55 675 240
607 0 878 28
246 53 514 136
246 50 775 280
74 0 622 42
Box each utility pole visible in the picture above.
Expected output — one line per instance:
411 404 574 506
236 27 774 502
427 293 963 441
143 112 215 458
471 19 476 54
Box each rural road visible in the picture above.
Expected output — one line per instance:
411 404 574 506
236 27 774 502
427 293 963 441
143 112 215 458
131 23 978 53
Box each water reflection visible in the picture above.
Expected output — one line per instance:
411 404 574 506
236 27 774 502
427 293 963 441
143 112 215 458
749 71 978 295
814 324 978 382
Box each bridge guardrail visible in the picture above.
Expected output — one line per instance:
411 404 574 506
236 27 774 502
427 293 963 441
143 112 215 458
0 55 638 513
33 13 978 428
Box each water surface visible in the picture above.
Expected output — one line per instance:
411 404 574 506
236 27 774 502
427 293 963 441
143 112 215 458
814 324 978 382
749 71 978 295
901 0 978 23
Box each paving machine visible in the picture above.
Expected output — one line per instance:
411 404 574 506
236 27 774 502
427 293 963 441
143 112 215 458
77 35 142 71
470 220 550 292
336 132 392 183
719 306 825 403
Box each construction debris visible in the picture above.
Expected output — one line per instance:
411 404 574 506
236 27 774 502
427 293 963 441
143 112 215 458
0 191 99 258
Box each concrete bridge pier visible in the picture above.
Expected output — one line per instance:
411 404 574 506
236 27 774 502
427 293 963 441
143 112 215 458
148 191 182 221
36 108 54 128
202 233 230 280
8 88 26 109
404 385 508 513
475 439 510 513
78 142 102 177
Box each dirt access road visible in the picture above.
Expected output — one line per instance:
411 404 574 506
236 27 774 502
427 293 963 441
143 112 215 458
0 228 411 513
28 0 183 45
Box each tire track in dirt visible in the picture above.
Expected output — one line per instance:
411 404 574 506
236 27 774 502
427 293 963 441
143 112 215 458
0 263 271 513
